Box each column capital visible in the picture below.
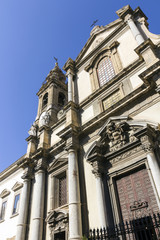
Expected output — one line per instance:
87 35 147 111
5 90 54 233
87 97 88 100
91 160 105 178
142 143 154 153
34 157 48 172
63 57 75 74
66 69 75 78
22 166 34 180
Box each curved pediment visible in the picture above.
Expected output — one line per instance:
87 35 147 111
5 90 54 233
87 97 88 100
46 209 68 225
86 116 159 161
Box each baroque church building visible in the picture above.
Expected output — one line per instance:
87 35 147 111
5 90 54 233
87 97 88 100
1 5 160 240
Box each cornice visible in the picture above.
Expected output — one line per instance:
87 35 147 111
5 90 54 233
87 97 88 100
37 78 67 97
80 84 150 135
75 21 125 68
0 155 25 182
49 140 66 156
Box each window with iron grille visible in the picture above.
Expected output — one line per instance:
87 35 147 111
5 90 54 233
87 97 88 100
97 57 115 87
0 201 7 221
59 175 67 206
103 90 121 110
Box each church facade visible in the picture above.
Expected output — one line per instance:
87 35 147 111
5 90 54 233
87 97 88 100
1 5 160 240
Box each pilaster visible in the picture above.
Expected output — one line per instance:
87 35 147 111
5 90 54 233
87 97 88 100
63 58 75 102
38 125 51 149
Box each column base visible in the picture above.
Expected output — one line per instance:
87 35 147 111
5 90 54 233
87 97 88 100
69 236 82 240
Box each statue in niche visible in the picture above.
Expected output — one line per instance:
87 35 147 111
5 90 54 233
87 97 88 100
106 121 128 151
39 111 50 127
28 122 37 136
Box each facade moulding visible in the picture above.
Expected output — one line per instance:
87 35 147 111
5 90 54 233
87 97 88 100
0 155 26 181
75 22 126 68
79 58 144 108
51 117 66 131
86 118 159 172
80 85 151 134
47 157 68 174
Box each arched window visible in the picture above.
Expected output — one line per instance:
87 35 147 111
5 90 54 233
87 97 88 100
42 92 48 107
97 57 115 87
58 92 65 106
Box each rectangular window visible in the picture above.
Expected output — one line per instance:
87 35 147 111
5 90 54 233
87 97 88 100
0 201 7 220
59 175 67 206
12 194 20 215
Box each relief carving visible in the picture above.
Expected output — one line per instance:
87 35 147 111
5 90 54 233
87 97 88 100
106 121 129 151
129 200 152 219
46 210 68 237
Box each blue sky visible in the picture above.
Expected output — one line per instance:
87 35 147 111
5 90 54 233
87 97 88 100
0 0 159 172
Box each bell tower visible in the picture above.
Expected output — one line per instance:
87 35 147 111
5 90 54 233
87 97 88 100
36 62 68 126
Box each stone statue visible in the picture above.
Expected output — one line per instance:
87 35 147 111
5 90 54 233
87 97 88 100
28 122 37 136
39 111 50 127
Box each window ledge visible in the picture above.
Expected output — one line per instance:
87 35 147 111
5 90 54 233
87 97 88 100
10 213 19 219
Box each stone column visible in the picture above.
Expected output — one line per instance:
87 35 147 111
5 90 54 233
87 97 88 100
68 147 82 240
95 174 107 228
126 15 144 45
16 169 32 240
68 71 74 102
146 149 160 199
30 160 46 240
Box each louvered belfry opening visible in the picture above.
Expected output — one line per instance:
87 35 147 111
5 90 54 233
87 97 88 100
59 175 67 206
97 57 115 87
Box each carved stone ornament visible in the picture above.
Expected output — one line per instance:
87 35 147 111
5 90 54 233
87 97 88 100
57 109 66 120
28 122 37 136
130 200 148 211
46 210 68 234
39 111 50 127
106 121 127 151
86 117 158 166
129 200 152 219
22 166 34 180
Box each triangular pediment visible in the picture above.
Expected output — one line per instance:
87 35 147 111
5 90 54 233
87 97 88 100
48 158 68 172
75 18 122 64
0 189 11 198
12 182 23 192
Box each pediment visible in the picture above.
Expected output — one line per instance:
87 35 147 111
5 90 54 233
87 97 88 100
46 209 68 224
116 5 132 18
86 116 158 160
0 189 11 198
48 158 68 172
12 182 23 192
75 19 122 64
